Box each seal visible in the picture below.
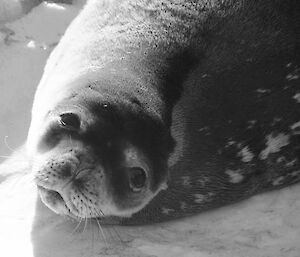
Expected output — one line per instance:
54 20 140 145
27 0 300 224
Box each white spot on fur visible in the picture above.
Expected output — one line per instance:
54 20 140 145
259 133 290 160
276 157 298 167
182 176 191 187
290 121 300 135
285 159 297 167
286 159 297 167
161 207 174 215
271 117 282 126
225 169 244 183
197 126 209 132
238 146 254 162
286 73 299 80
194 194 206 203
272 177 284 186
197 126 211 136
291 171 300 177
256 88 271 93
248 120 257 125
276 156 286 163
291 121 300 130
286 63 292 68
293 93 300 103
226 140 236 147
194 193 214 203
198 177 209 186
247 120 257 129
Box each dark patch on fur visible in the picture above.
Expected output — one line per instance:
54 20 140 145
160 49 200 122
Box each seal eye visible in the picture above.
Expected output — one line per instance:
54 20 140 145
58 113 81 131
128 167 147 192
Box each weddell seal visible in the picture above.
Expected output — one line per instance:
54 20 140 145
27 0 300 224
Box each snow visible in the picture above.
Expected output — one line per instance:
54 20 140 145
1 2 300 257
0 0 23 24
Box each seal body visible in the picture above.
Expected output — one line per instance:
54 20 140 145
27 0 300 224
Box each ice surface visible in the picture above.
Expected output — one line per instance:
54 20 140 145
0 2 299 257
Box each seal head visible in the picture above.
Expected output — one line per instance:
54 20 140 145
29 77 173 219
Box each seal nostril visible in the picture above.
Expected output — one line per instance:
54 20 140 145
128 167 147 192
50 190 64 202
61 165 72 178
58 112 81 131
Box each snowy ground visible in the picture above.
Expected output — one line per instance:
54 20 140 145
0 2 300 257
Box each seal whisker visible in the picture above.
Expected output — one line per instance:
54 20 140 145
93 207 125 245
69 135 73 147
91 207 109 244
70 217 84 235
94 215 108 248
7 173 35 191
90 216 96 257
107 223 124 245
84 205 99 255
0 155 28 162
4 136 17 153
81 216 88 235
86 216 98 257
81 193 123 244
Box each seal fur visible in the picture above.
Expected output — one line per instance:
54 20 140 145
27 0 300 224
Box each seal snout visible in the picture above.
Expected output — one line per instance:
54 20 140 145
34 152 107 218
